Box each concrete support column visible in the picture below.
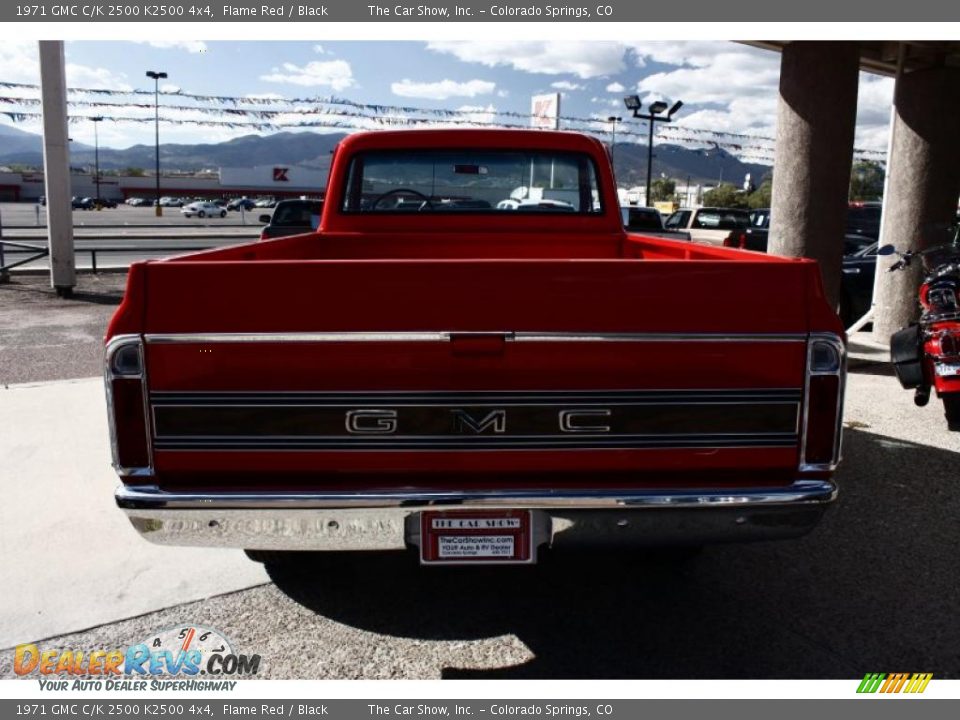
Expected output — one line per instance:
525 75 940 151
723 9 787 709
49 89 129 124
39 40 75 295
872 65 960 341
769 42 861 309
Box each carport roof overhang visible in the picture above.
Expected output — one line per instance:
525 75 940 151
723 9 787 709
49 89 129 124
742 41 960 76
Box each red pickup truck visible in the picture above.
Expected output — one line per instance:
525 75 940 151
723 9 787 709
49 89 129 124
105 129 845 566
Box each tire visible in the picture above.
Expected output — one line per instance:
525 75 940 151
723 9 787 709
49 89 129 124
244 549 300 565
198 210 205 218
220 210 226 218
838 292 852 329
944 395 960 431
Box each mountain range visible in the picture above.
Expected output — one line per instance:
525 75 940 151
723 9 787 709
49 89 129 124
0 126 771 187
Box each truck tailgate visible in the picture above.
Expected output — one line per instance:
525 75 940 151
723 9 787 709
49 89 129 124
123 258 822 486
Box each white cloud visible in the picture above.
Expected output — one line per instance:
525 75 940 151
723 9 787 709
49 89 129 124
636 49 780 106
66 64 133 91
260 60 354 91
427 41 626 79
391 78 495 100
590 97 621 108
313 44 327 54
629 42 736 69
144 41 208 54
551 81 584 91
0 40 39 84
606 82 625 93
160 84 180 93
854 74 894 152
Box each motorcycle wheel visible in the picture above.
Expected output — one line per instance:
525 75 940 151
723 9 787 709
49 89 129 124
944 396 960 431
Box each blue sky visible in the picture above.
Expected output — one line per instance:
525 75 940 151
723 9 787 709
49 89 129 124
0 40 894 164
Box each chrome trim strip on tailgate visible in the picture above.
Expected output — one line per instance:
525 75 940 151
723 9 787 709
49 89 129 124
144 332 808 344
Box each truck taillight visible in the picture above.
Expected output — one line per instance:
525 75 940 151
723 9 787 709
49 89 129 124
105 335 152 476
800 335 845 471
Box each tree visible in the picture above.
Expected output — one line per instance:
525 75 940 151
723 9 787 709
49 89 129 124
849 161 885 201
650 178 676 202
702 182 749 209
746 178 772 209
123 167 146 177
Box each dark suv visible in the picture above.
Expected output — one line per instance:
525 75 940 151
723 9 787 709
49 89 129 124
845 202 882 239
259 198 323 241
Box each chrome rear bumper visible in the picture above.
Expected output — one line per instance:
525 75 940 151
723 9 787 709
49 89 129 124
116 480 836 551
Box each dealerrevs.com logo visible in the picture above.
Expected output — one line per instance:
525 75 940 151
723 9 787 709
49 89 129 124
14 625 260 691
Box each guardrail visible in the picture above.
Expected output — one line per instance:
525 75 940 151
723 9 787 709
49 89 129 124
0 240 216 278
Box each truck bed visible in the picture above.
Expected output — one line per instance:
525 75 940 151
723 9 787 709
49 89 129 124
107 231 835 489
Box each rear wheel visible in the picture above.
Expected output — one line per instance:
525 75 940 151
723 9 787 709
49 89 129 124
244 549 301 565
198 210 206 218
220 210 227 218
838 291 853 329
944 395 960 431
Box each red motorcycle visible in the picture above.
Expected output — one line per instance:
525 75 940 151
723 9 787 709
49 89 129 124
889 224 960 430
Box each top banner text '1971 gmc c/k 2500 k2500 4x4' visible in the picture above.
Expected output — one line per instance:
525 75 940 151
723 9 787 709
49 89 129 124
104 129 845 565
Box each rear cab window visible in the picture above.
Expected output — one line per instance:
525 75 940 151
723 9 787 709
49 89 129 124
341 150 603 214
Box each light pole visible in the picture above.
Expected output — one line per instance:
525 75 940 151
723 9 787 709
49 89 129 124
146 70 167 217
606 115 622 167
91 116 103 209
624 95 683 207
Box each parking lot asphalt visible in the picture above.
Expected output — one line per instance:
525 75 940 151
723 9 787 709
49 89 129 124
0 274 958 679
0 273 125 385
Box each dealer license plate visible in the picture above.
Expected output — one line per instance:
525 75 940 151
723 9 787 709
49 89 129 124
419 510 534 565
935 363 960 377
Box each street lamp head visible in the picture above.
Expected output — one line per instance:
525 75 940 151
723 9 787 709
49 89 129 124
91 116 104 122
145 70 168 80
668 100 684 117
607 116 622 123
623 95 641 111
649 100 669 115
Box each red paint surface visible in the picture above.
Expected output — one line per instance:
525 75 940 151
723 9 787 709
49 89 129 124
105 129 844 490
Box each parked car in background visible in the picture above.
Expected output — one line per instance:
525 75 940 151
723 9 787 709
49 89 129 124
620 206 691 240
839 240 880 327
258 198 323 240
181 201 228 219
845 202 882 239
227 198 256 211
664 207 752 245
159 197 184 208
254 197 277 208
127 197 152 207
94 198 118 209
725 209 877 255
71 196 94 210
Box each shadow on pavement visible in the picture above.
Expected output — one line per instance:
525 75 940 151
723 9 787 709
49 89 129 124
266 427 960 679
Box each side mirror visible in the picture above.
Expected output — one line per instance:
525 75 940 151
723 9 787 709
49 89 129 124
258 214 271 224
877 244 897 256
